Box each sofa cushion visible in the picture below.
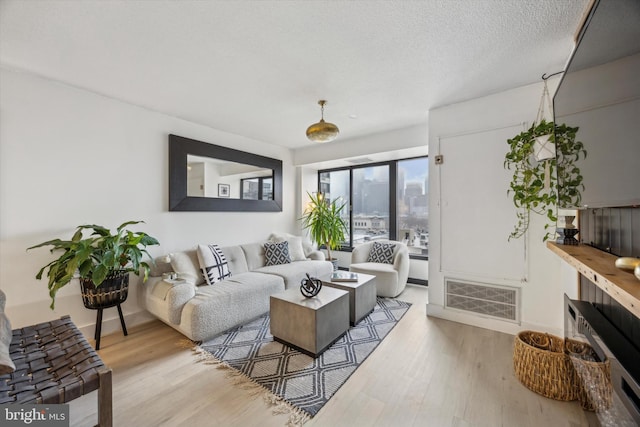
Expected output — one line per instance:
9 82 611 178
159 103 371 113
264 241 291 266
197 244 232 285
0 290 15 375
240 241 268 271
255 260 333 290
350 262 401 297
220 246 249 274
170 250 205 286
301 239 317 258
180 272 285 341
367 242 396 264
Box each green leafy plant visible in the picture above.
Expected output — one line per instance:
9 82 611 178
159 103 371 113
504 120 586 241
299 192 348 261
28 220 160 309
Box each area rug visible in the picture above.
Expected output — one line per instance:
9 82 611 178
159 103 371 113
192 297 411 425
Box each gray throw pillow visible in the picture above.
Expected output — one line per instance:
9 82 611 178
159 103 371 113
264 241 291 266
367 242 396 264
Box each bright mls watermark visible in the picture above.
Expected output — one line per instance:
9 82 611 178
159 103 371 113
1 405 69 426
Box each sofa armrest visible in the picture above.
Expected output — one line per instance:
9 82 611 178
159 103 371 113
143 278 197 326
393 244 410 287
165 281 197 325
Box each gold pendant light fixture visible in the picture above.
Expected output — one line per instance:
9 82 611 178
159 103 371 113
306 100 339 143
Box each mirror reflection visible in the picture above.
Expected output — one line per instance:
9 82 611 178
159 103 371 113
187 155 274 200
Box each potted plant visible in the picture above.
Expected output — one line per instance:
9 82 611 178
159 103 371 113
299 192 348 270
28 220 160 309
504 120 586 241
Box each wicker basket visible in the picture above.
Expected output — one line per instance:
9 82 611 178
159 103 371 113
79 271 129 309
513 330 578 401
565 338 612 412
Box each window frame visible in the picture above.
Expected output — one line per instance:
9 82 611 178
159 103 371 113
240 176 273 200
317 156 428 260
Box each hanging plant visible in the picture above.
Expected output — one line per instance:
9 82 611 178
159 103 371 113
555 124 587 209
504 119 586 241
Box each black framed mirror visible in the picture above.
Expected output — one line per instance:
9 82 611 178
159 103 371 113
169 134 283 211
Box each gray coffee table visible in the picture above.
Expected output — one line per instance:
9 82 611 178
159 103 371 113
270 286 349 357
322 272 376 325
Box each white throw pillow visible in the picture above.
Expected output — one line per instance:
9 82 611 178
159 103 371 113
197 244 232 285
169 250 205 285
269 233 306 261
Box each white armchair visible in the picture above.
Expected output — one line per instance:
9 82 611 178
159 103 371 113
349 240 409 297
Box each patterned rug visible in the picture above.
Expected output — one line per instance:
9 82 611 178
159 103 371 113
193 297 411 425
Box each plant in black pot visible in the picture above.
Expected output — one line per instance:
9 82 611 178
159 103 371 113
28 220 160 310
299 192 348 271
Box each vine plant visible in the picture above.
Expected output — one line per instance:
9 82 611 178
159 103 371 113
504 120 587 241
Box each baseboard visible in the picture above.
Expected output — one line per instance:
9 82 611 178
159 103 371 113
426 303 563 337
77 309 156 340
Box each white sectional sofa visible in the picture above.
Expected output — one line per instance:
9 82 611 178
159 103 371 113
139 237 333 342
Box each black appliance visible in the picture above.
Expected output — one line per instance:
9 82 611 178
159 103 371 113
565 294 640 425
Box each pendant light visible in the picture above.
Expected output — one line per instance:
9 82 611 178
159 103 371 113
306 100 339 143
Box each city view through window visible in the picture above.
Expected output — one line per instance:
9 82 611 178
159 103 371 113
397 158 428 256
319 157 428 256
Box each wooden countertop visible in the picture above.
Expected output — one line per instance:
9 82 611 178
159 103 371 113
547 241 640 318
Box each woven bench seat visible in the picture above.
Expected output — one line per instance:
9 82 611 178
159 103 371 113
0 315 112 426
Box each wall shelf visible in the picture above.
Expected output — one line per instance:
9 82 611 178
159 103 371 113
547 241 640 319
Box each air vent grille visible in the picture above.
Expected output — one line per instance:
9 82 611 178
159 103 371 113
445 279 519 322
346 157 374 164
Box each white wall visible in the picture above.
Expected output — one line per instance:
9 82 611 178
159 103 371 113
0 68 296 335
427 79 568 336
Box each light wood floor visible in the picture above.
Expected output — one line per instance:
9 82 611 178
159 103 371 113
71 285 597 426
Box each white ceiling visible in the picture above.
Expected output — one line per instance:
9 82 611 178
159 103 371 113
0 0 590 150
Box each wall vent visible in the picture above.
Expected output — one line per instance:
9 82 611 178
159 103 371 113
346 157 374 164
445 279 519 323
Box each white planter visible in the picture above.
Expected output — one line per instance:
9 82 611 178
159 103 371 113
533 134 555 161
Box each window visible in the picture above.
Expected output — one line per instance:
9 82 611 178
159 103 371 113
241 177 273 200
397 158 428 256
318 156 428 258
319 169 350 244
262 177 273 200
352 165 389 244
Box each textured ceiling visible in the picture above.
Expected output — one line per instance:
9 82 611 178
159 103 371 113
0 0 590 149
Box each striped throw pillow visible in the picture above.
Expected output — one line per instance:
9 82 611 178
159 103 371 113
197 244 232 285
